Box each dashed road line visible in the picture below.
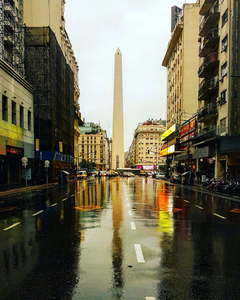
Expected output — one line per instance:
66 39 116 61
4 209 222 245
128 210 133 216
3 222 21 231
146 298 156 300
195 205 204 210
32 210 44 217
213 213 226 220
127 203 130 207
135 244 145 263
184 200 190 203
131 222 136 230
51 203 58 207
62 198 67 202
71 194 75 197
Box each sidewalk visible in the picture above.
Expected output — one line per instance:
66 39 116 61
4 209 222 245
0 182 58 197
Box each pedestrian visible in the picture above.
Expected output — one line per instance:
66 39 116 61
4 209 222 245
196 170 201 184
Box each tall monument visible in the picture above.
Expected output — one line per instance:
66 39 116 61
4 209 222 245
112 48 124 169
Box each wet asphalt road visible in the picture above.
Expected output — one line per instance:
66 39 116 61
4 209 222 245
1 177 240 300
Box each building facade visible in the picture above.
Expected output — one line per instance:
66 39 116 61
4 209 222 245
78 123 109 171
192 0 240 179
22 0 83 182
161 3 200 174
133 119 166 171
0 0 34 188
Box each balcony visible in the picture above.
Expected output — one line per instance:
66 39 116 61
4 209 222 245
191 127 217 146
197 103 218 122
199 3 220 37
199 0 216 16
199 28 219 57
198 52 219 78
198 75 219 100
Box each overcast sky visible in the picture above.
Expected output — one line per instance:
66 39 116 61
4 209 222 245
65 0 195 151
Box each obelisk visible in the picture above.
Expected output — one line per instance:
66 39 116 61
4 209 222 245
112 48 124 169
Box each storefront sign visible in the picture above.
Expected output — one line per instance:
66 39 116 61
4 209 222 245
161 124 176 141
6 146 24 157
190 118 196 132
180 122 189 137
160 145 175 156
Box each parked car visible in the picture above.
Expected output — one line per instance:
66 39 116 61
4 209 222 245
99 171 107 177
77 170 87 179
139 170 148 177
155 172 166 180
170 172 181 183
122 172 135 177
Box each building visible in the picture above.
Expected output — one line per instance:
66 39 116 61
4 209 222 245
133 119 166 171
0 0 34 188
161 3 199 174
112 48 124 169
78 123 109 171
191 0 240 179
22 0 83 182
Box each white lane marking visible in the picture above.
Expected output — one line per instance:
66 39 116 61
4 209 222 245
175 196 180 198
195 205 204 210
51 203 58 207
3 222 21 231
127 203 130 207
146 298 156 300
135 244 145 263
184 200 190 203
128 210 133 216
131 222 136 230
213 213 226 220
71 194 75 197
62 198 67 202
32 210 44 217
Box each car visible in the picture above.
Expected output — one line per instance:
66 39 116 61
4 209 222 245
122 172 135 177
99 171 107 177
170 172 181 183
155 172 166 180
77 170 87 179
139 170 148 177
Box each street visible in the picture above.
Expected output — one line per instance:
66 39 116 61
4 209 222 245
1 177 240 300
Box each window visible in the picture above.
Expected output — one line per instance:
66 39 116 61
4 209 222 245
221 35 228 52
28 110 32 131
220 118 227 134
222 9 228 27
20 105 24 128
12 100 16 125
2 95 8 121
221 62 227 78
220 90 227 105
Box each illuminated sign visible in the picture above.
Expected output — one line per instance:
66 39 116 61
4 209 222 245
161 124 176 141
180 122 189 137
190 118 196 132
6 146 24 157
160 145 175 156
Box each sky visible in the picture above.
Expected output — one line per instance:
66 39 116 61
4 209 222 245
65 0 194 151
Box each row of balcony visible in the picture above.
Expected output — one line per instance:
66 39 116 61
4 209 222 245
198 103 217 122
199 28 219 57
198 75 219 100
199 2 219 37
198 52 219 78
191 126 227 145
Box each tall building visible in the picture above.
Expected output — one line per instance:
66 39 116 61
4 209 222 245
112 48 124 169
192 0 240 178
0 0 34 188
161 3 199 173
78 122 109 171
22 0 83 182
133 119 166 171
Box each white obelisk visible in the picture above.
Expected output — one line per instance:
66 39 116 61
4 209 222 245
112 48 124 169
